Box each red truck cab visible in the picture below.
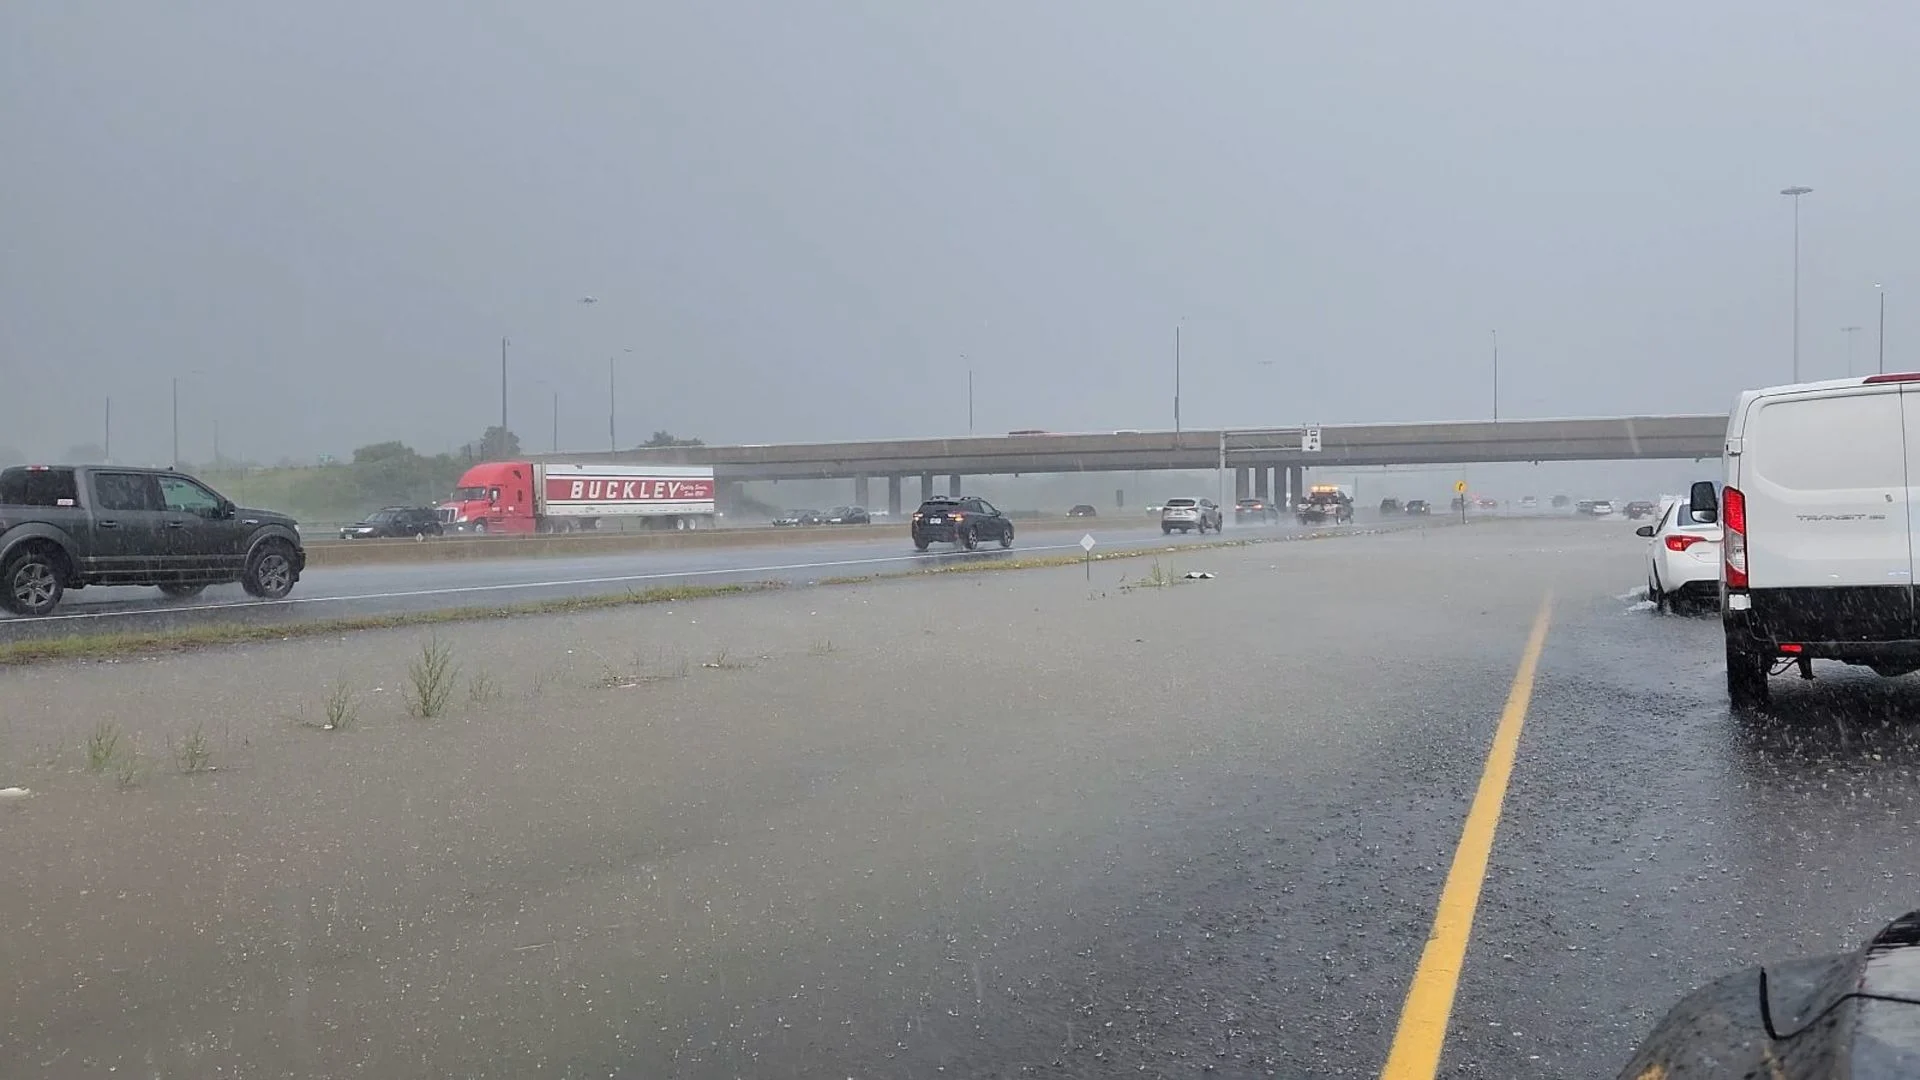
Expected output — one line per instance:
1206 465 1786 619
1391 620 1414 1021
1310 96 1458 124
440 461 535 535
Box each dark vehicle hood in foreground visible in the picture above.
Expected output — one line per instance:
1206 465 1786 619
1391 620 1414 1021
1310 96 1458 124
238 508 300 531
1619 910 1920 1078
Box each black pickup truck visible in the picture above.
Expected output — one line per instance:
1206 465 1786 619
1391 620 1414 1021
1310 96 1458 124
0 465 305 616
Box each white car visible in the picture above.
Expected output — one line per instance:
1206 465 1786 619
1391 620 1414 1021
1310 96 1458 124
1637 496 1722 613
1589 499 1617 516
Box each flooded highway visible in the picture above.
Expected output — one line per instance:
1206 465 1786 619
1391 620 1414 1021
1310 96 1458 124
2 517 1914 1077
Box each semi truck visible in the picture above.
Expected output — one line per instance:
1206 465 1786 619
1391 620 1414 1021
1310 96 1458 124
438 461 717 535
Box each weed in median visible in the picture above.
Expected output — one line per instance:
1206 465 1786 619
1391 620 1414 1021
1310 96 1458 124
321 677 358 731
405 635 459 719
172 724 213 774
86 721 121 773
702 645 752 670
115 749 144 791
467 672 502 706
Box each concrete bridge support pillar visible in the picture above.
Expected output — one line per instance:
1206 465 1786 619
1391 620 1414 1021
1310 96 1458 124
1254 468 1271 501
1235 467 1250 501
854 476 870 507
921 473 934 502
948 474 962 497
888 475 903 516
1287 466 1304 506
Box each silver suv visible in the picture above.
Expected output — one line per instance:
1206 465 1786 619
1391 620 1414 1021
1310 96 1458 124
1160 497 1222 535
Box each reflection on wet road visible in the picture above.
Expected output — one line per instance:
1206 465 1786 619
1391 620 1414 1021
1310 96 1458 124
5 517 1920 1077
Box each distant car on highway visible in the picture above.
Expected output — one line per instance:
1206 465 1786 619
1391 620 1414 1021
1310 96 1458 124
1404 499 1432 515
1162 497 1222 534
772 510 821 527
1588 500 1617 516
340 506 443 539
1378 497 1401 514
1235 497 1279 523
1519 495 1538 509
1067 504 1097 517
0 464 304 616
1623 500 1659 520
1551 494 1571 509
1637 496 1721 613
911 496 1014 551
824 506 871 525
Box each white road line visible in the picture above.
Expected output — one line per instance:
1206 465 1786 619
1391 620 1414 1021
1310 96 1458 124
15 539 1108 624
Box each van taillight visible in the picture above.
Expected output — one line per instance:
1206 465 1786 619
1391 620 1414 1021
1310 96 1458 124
1723 486 1748 589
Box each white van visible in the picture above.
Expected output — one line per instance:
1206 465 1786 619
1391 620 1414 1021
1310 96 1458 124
1695 373 1920 706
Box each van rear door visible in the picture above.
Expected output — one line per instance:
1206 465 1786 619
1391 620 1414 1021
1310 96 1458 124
1739 384 1912 642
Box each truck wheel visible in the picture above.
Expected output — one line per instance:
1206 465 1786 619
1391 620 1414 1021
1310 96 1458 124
1726 635 1771 709
242 540 298 600
1 548 65 616
471 521 488 535
159 583 206 599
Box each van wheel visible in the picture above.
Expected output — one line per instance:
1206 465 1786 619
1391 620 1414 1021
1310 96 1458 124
1 548 65 616
1726 636 1771 709
242 540 298 600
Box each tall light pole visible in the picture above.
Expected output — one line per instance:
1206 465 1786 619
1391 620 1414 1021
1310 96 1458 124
171 377 179 466
966 360 974 435
104 397 111 463
1842 325 1862 375
1173 322 1183 438
1491 329 1500 420
1877 283 1887 374
500 336 510 435
1781 186 1813 382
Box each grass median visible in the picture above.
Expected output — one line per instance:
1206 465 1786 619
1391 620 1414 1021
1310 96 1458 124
0 520 1453 666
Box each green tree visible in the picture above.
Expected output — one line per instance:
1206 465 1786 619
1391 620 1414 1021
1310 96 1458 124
643 431 704 448
468 426 522 461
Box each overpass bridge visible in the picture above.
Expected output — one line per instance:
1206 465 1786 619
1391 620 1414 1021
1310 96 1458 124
541 414 1728 514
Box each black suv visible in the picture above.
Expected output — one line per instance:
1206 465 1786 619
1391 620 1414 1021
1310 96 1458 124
911 496 1014 551
0 465 304 616
340 506 443 539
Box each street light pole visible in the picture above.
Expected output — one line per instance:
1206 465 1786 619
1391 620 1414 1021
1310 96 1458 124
1878 284 1888 374
1842 325 1863 375
1781 186 1813 382
968 365 974 436
551 390 558 453
104 397 111 463
609 356 617 452
1491 329 1500 420
1174 323 1182 438
171 377 179 466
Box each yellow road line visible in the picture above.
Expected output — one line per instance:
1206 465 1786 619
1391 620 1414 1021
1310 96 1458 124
1379 594 1553 1080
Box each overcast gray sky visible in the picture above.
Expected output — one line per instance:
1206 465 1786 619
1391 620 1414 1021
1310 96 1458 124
3 1 1913 465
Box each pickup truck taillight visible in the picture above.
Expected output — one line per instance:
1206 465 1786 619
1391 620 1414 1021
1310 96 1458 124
1723 486 1748 589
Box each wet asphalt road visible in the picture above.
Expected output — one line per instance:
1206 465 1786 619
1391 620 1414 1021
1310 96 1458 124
7 516 1920 1077
0 514 1327 642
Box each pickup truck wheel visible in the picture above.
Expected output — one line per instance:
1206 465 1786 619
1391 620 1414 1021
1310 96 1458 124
242 541 298 600
1 549 65 616
1726 636 1771 709
158 583 206 599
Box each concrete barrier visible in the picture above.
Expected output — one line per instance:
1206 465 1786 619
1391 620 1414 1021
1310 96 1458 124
304 516 1105 568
